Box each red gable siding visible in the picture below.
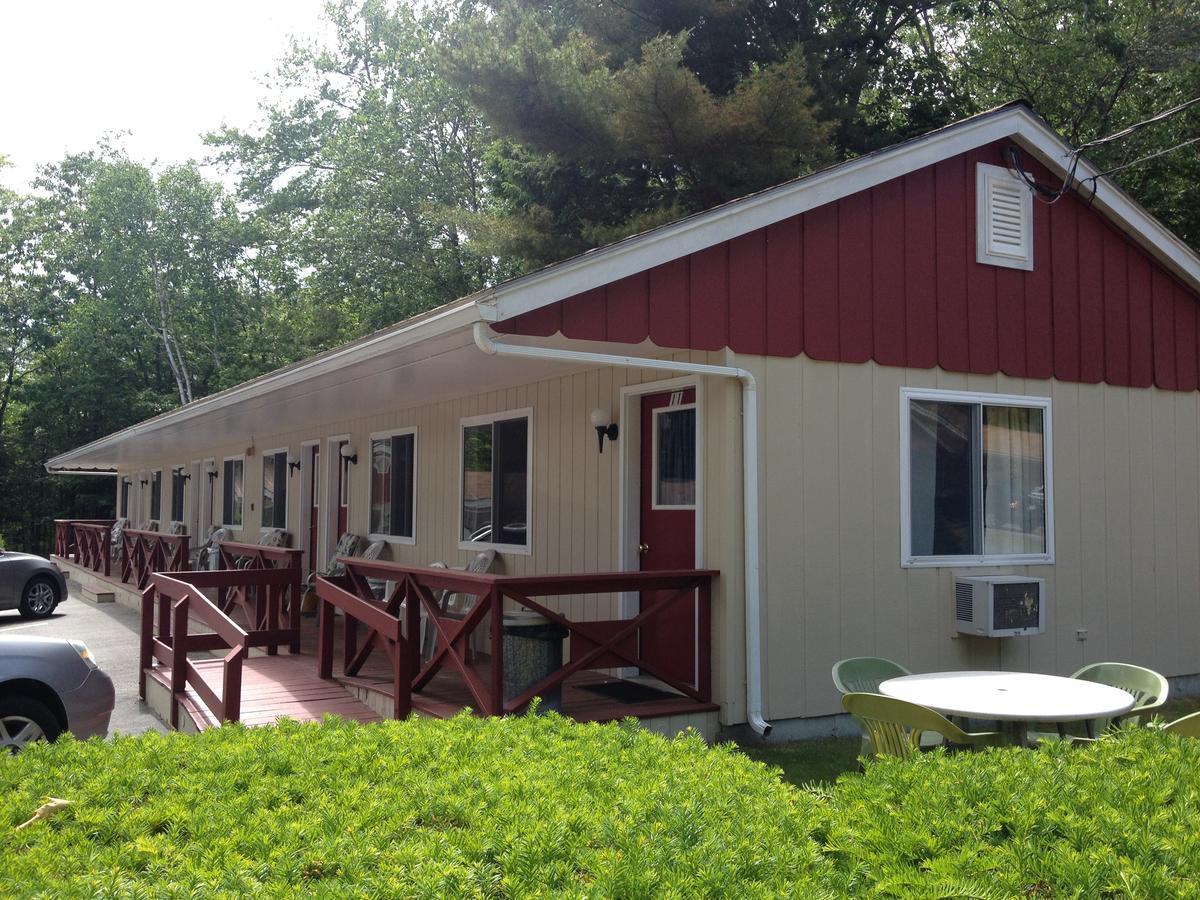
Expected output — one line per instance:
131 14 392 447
495 141 1200 391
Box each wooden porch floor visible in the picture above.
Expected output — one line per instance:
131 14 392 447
147 610 716 731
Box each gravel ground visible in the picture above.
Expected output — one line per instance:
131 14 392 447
0 581 166 736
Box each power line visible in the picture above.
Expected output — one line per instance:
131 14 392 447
1006 96 1200 204
1077 96 1200 151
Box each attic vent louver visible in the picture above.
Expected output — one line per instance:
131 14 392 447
976 163 1033 270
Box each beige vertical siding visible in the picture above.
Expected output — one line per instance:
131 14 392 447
741 354 1200 722
114 350 744 722
111 348 1200 726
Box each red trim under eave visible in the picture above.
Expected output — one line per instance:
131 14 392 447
494 140 1200 393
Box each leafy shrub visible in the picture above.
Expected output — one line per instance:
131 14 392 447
0 713 826 898
4 717 1200 897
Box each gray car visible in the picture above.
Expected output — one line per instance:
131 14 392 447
0 636 115 751
0 550 69 619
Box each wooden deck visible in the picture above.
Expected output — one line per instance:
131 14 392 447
145 654 383 731
145 613 715 732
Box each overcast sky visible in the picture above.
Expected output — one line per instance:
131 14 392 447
0 0 330 192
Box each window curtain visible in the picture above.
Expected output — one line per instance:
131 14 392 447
983 406 1045 554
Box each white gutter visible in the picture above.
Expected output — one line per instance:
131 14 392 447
472 322 771 736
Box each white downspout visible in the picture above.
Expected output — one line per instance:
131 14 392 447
473 322 772 736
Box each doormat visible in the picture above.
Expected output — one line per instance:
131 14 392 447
579 680 680 704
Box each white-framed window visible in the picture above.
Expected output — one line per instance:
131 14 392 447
222 456 245 528
149 469 162 521
369 428 417 542
261 448 289 530
170 467 186 522
460 408 532 553
901 387 1053 568
652 402 697 509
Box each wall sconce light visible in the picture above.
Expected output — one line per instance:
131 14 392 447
206 461 219 482
139 478 149 487
340 442 358 465
287 453 301 476
175 467 191 483
590 408 619 453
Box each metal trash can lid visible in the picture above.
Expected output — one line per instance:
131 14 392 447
503 610 550 628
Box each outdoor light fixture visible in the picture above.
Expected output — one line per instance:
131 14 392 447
138 478 149 487
176 467 190 483
590 408 619 453
287 453 301 476
340 442 358 465
206 462 219 482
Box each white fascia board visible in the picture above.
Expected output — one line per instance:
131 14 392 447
1009 116 1200 290
479 106 1200 323
45 299 483 473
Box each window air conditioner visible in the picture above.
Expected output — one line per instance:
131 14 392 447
954 575 1045 637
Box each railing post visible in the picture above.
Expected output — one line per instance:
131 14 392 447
139 585 155 699
490 587 504 716
288 558 302 655
393 624 412 719
317 597 334 679
405 576 421 678
697 577 712 703
223 648 244 723
169 597 189 730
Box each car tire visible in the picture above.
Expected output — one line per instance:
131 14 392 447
18 576 59 619
0 697 62 752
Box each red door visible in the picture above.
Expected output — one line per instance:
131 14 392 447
639 388 697 686
308 445 320 573
337 440 349 537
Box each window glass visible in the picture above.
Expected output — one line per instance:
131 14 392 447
461 424 493 541
655 407 696 507
494 418 528 546
908 397 1047 560
262 452 288 529
170 469 185 522
461 417 528 546
150 471 162 521
223 459 244 527
120 480 131 518
983 406 1046 555
909 400 975 556
370 433 416 538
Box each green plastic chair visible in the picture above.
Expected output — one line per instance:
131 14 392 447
842 693 1006 760
832 657 911 695
1073 662 1169 727
1163 711 1200 738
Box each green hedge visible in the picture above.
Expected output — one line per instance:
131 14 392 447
3 716 1200 897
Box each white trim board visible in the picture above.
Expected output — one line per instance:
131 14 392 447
478 104 1200 323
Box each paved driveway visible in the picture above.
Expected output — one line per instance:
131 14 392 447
0 581 165 736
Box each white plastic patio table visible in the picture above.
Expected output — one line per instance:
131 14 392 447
878 671 1135 745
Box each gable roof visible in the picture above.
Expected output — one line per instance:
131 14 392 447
476 102 1200 324
46 102 1200 473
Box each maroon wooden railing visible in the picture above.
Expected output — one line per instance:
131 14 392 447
315 560 715 719
138 568 304 727
53 519 115 563
73 522 115 577
121 529 190 589
214 540 303 655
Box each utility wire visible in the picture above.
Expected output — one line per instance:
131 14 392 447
1007 95 1200 204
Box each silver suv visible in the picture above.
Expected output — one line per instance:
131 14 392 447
0 636 115 751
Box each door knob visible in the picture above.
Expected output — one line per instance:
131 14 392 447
638 543 650 555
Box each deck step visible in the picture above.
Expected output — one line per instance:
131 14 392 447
144 655 382 733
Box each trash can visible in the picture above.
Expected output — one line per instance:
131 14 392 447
502 610 568 712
